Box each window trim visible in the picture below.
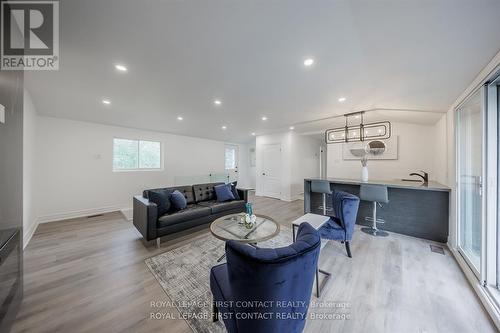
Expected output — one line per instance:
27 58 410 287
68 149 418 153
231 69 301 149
112 137 163 172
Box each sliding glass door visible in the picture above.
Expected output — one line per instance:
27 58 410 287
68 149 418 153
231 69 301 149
457 88 484 274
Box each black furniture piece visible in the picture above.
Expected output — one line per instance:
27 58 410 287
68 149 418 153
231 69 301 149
133 183 249 246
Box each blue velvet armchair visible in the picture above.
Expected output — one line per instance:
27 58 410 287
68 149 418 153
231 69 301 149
318 190 360 258
210 223 321 333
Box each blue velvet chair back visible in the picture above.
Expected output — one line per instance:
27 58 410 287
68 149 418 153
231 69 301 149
225 223 321 333
332 191 360 241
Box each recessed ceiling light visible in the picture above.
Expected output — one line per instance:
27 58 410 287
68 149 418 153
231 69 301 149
251 132 256 136
221 125 227 130
303 58 314 67
289 126 295 130
214 100 222 105
261 116 268 121
338 97 346 102
114 64 127 72
177 116 183 121
102 99 111 105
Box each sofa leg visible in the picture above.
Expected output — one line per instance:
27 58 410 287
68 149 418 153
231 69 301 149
156 237 160 249
345 241 352 258
212 301 219 322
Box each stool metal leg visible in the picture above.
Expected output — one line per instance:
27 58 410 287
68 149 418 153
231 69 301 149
361 202 389 237
323 193 326 216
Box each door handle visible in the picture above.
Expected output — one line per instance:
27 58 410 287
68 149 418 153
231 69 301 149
262 173 266 176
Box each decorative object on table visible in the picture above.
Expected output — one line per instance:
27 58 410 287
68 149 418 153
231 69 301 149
361 155 369 182
348 144 370 182
244 203 256 229
325 110 391 144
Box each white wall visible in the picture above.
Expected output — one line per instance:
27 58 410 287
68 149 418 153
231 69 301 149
432 114 448 185
236 141 256 189
248 141 256 189
327 120 447 181
291 134 321 199
256 131 320 201
23 91 38 246
34 116 250 223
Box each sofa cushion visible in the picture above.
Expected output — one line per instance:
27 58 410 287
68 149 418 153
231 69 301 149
144 185 195 205
157 204 211 227
198 200 246 214
230 182 240 200
170 190 187 210
148 189 172 216
215 184 235 202
193 182 223 202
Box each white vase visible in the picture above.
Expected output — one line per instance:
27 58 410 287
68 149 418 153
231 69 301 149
361 166 369 182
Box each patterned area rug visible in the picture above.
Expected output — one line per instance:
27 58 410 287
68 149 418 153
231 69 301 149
145 228 293 333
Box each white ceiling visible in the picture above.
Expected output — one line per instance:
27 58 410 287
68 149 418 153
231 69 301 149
25 0 500 143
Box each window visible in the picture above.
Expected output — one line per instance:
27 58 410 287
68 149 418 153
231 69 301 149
113 138 161 171
225 145 237 170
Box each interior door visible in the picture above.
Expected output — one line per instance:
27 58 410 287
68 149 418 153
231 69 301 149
261 144 282 199
457 87 484 275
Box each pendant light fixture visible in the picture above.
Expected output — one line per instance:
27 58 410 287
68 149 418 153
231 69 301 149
325 111 391 144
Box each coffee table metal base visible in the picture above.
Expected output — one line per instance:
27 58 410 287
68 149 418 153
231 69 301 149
216 243 257 263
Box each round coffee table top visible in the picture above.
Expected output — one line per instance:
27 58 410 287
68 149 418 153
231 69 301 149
210 213 280 244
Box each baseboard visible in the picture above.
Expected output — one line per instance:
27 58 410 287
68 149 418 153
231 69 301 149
36 205 123 224
23 219 39 249
120 207 133 221
448 245 500 331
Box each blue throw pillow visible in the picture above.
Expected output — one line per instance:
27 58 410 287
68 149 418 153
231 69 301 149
170 190 187 210
215 184 235 202
230 182 240 200
148 190 171 216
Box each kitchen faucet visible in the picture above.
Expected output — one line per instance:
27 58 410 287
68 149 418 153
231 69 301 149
409 171 428 183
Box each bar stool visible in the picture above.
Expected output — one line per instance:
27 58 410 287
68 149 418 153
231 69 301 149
310 180 333 216
359 184 389 237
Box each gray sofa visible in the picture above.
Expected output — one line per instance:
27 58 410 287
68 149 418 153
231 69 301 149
133 182 249 246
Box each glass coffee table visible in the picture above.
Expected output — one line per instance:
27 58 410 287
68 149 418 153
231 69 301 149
210 213 280 262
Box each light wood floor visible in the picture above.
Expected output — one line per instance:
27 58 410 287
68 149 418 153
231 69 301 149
12 194 496 333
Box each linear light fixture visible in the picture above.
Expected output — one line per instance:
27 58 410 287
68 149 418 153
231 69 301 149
325 111 391 144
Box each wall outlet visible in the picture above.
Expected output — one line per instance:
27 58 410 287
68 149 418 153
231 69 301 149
0 104 5 124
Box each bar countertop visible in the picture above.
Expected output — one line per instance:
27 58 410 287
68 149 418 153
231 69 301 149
304 177 450 192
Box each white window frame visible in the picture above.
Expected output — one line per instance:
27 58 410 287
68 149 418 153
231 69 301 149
112 137 163 172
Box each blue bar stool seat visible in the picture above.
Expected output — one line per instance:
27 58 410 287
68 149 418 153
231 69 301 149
359 184 389 237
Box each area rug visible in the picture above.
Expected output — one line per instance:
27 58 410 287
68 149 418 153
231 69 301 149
145 228 293 333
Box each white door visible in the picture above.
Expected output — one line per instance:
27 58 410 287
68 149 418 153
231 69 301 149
261 144 281 198
225 145 239 182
